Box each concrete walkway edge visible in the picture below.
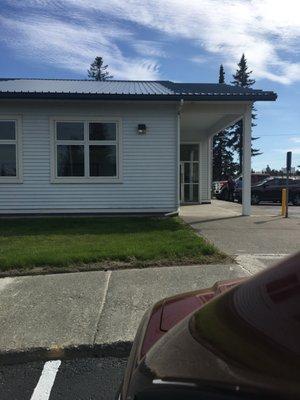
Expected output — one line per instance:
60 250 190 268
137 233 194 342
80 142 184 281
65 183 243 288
0 341 132 366
0 264 247 365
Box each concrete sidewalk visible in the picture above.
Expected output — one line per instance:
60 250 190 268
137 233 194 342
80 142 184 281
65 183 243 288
181 201 300 255
0 264 246 362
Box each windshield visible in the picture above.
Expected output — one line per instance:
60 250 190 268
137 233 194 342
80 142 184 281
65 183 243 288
257 178 272 185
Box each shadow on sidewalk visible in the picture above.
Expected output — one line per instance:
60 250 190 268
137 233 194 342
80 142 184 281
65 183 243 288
185 215 244 225
253 216 283 225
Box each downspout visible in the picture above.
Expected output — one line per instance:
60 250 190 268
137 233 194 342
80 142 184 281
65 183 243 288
176 99 184 213
166 98 183 217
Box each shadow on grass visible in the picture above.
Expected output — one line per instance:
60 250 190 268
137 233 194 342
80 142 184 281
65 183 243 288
0 217 184 237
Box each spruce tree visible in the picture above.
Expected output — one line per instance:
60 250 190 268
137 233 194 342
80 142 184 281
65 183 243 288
265 164 272 174
219 64 225 84
213 134 237 180
88 57 113 81
232 54 255 86
228 54 261 173
213 65 238 180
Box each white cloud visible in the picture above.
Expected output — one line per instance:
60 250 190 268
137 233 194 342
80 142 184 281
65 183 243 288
63 0 300 84
132 41 166 58
286 147 300 155
190 56 207 65
290 137 300 144
2 0 300 83
275 146 300 155
0 13 160 79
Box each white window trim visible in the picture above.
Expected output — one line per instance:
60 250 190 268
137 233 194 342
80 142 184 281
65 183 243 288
0 115 23 184
50 116 123 183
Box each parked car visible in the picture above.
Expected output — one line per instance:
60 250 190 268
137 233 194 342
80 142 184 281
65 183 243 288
234 172 271 189
119 253 300 400
213 173 270 201
235 177 300 205
212 179 229 200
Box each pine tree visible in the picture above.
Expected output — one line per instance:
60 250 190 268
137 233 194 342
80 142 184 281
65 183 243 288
219 64 225 84
213 65 238 180
88 57 113 81
232 54 255 87
213 134 237 180
265 165 272 174
228 54 261 173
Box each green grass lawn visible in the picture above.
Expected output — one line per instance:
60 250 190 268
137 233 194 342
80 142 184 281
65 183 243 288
0 217 226 273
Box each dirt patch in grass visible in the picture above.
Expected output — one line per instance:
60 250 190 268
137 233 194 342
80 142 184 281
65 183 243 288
0 254 233 277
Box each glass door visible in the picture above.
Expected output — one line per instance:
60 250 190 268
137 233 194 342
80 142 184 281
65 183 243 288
180 144 199 203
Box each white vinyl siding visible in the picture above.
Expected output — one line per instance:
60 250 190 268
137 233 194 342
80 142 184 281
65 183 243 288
0 101 177 213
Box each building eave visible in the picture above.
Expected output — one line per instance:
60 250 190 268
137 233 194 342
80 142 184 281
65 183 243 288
0 92 277 102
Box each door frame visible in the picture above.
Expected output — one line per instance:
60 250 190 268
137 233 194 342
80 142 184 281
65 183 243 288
180 142 201 204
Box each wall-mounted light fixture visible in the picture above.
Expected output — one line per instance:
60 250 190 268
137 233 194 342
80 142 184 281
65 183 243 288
137 124 147 135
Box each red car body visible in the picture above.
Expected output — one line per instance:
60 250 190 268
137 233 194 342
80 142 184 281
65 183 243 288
120 253 300 400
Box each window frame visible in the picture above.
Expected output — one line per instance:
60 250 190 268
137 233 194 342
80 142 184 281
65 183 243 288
0 115 22 183
50 116 122 183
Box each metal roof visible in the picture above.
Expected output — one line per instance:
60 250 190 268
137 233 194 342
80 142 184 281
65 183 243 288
0 78 277 101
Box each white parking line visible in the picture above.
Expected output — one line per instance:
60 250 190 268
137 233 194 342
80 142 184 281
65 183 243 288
30 360 61 400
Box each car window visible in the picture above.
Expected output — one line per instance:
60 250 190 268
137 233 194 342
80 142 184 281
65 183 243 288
271 178 285 185
252 174 270 184
263 179 274 186
276 178 297 185
259 178 273 185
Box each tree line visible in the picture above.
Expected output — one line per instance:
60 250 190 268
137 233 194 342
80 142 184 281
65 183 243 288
264 165 300 176
213 54 260 181
87 55 262 182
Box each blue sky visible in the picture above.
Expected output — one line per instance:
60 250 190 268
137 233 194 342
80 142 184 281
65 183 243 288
1 0 300 171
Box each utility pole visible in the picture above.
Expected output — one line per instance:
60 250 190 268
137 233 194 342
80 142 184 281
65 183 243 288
285 151 292 218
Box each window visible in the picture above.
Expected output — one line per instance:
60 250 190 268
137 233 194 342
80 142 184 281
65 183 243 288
181 144 199 161
0 117 22 182
52 119 121 182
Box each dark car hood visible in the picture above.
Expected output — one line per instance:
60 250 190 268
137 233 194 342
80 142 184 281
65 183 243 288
140 278 245 358
160 279 244 332
143 253 300 398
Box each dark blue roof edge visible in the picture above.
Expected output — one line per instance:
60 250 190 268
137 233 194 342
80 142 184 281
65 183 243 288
0 92 277 101
0 78 173 83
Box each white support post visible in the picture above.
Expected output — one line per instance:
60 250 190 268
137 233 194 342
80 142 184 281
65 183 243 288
177 110 181 210
242 105 252 216
208 136 213 203
177 99 184 211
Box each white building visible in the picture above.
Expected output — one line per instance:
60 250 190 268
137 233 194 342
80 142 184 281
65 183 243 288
0 79 276 215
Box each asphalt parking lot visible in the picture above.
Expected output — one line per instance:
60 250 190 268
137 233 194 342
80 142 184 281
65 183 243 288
0 357 127 400
250 201 300 218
